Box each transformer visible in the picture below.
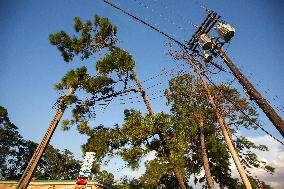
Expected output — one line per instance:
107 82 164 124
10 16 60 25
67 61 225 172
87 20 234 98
198 34 214 50
216 22 235 42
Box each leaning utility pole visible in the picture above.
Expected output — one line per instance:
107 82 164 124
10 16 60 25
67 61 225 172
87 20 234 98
17 88 75 189
186 11 284 137
216 49 284 136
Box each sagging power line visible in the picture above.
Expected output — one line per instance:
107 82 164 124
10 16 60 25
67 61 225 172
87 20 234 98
102 0 284 145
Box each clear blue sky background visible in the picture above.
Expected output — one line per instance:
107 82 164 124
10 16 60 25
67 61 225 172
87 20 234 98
1 0 284 183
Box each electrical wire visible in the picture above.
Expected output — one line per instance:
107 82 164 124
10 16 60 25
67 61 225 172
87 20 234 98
103 0 284 145
130 0 193 33
190 0 211 13
232 63 283 113
201 70 284 146
153 0 198 28
103 0 189 49
126 63 187 89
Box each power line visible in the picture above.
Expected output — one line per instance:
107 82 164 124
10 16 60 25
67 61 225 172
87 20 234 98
119 88 167 103
120 93 165 105
153 0 198 28
103 0 284 145
200 69 284 146
104 0 226 73
237 65 284 113
103 0 188 49
181 51 284 145
130 0 195 32
127 63 188 89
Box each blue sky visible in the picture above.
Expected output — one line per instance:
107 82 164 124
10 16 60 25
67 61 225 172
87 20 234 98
1 0 284 186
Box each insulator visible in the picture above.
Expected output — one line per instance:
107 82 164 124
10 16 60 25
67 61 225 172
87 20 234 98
203 52 213 62
198 33 214 50
216 22 235 42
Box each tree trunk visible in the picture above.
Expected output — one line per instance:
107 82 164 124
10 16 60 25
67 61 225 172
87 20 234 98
17 88 75 189
187 59 252 189
131 70 154 115
199 117 215 189
173 166 187 189
132 70 187 189
219 182 225 189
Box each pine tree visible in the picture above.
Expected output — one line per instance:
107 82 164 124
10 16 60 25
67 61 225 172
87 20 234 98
50 14 189 188
165 74 274 188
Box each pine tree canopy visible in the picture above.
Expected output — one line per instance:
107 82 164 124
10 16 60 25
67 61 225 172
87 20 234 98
49 15 117 62
49 16 138 134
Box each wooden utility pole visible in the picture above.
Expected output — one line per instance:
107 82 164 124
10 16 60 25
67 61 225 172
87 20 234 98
185 9 284 137
17 88 75 189
186 57 252 189
216 48 284 137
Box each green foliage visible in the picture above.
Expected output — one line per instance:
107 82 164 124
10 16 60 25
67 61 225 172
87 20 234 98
34 146 81 180
54 66 114 133
54 66 88 90
63 95 78 105
49 14 275 188
78 73 275 188
139 159 192 189
49 15 117 62
61 119 71 131
0 106 25 179
50 16 137 134
96 47 135 76
83 126 114 160
93 170 115 187
77 121 94 135
120 111 188 176
165 74 274 188
0 106 81 180
140 159 172 186
248 176 273 189
121 111 153 145
81 109 190 187
54 66 114 93
119 147 147 170
116 176 150 189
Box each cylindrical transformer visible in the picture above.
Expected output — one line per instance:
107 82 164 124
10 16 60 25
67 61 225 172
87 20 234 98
198 33 213 50
216 22 235 42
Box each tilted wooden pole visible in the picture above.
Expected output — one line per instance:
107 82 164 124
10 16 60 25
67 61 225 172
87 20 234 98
17 88 75 189
217 48 284 137
186 58 252 189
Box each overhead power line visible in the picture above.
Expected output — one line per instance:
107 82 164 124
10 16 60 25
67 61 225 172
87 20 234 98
103 0 188 49
201 70 284 146
130 0 195 31
103 0 284 145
